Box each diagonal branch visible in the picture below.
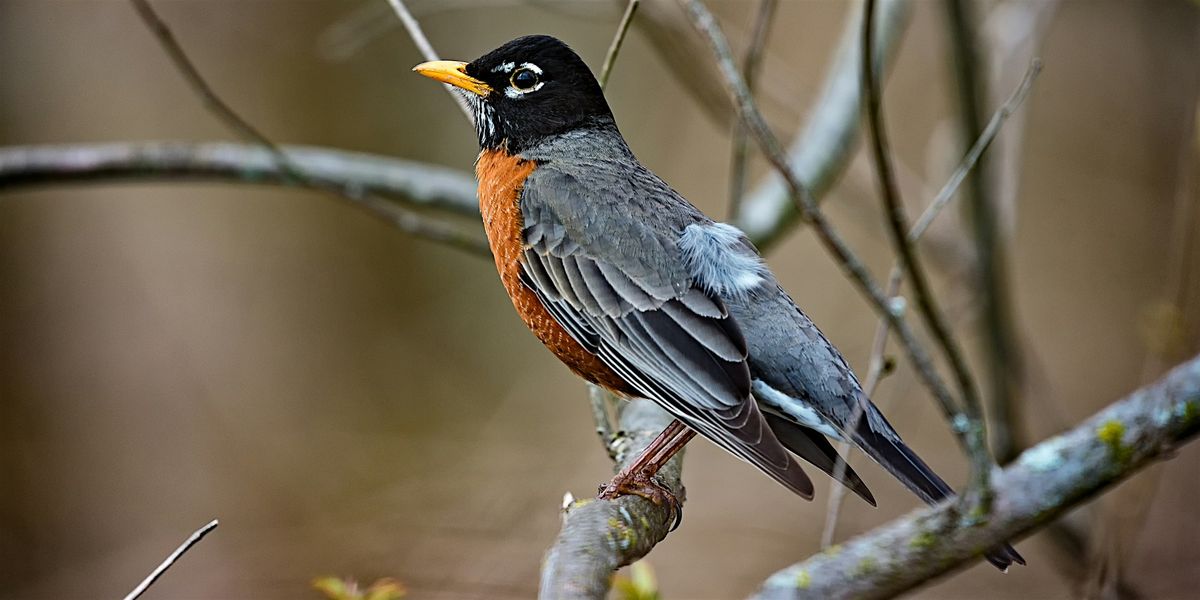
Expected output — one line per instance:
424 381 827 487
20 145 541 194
129 0 281 159
943 0 1022 466
599 0 641 90
677 0 973 460
734 0 911 249
820 57 1041 546
123 519 219 600
384 0 474 123
727 0 779 216
861 0 992 500
754 353 1200 599
539 399 682 599
127 0 487 254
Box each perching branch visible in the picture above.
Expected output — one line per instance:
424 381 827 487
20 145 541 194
123 519 219 600
862 0 993 501
539 399 683 600
754 353 1200 600
0 142 487 254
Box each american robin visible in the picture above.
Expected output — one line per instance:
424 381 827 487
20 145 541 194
414 35 1023 570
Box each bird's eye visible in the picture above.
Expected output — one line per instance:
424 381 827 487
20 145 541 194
510 68 540 91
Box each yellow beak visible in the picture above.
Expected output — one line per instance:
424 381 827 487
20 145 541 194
412 60 493 97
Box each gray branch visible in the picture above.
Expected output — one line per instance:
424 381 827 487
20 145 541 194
123 519 218 600
539 399 682 600
753 353 1200 600
622 0 910 250
0 141 477 214
735 0 910 250
0 142 487 253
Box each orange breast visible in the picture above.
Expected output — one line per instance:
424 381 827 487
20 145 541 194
475 149 634 395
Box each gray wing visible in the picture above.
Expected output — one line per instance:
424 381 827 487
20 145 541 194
520 167 813 498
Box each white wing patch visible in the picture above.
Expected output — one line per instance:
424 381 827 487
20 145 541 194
679 222 768 300
753 380 845 441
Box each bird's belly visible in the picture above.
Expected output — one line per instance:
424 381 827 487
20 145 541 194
475 149 633 395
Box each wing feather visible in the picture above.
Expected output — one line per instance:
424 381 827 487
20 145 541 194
517 167 812 497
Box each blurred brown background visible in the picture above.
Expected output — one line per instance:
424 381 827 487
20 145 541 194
2 1 1199 598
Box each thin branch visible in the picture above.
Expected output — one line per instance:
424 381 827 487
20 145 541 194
129 0 285 161
123 519 219 600
820 271 900 548
728 0 779 217
820 59 1040 546
909 59 1042 241
128 0 486 254
539 399 683 599
862 0 992 501
599 0 640 90
944 0 1022 466
754 353 1200 599
0 142 488 255
677 0 972 459
384 0 474 123
735 0 912 250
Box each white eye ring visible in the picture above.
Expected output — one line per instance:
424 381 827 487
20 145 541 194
510 68 539 90
505 62 545 98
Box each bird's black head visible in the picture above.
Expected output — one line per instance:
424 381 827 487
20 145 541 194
414 35 615 153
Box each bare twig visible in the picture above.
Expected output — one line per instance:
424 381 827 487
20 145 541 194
123 519 218 600
129 0 322 184
909 59 1041 241
129 0 286 162
599 0 640 90
0 142 488 255
820 58 1041 546
820 272 900 548
735 0 912 249
862 0 992 502
728 0 778 217
539 399 683 599
678 0 971 460
755 353 1200 599
128 0 487 254
384 0 474 123
944 0 1022 467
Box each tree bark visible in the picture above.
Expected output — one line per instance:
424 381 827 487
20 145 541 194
752 353 1200 600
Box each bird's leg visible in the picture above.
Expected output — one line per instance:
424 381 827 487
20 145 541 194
598 419 697 529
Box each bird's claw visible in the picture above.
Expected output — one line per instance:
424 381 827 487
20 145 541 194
597 472 684 531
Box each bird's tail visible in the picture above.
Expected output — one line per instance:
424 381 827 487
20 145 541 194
852 416 1025 572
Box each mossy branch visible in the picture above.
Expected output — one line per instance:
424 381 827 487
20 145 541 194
752 353 1200 600
539 399 683 599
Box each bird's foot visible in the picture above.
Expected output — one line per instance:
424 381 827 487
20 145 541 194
597 472 684 531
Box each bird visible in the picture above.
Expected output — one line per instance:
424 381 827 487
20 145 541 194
414 34 1023 571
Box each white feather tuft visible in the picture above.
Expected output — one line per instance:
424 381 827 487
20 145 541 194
678 222 768 300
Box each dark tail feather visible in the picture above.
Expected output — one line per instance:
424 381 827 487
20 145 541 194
765 413 876 506
853 418 1025 571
